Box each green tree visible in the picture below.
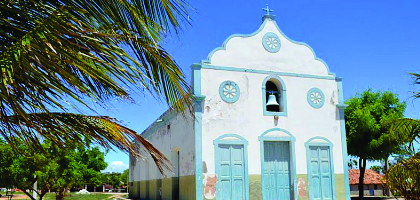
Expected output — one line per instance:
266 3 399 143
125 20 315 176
370 165 383 174
121 169 130 186
0 0 192 171
345 89 406 197
0 139 43 198
102 173 123 189
0 140 107 200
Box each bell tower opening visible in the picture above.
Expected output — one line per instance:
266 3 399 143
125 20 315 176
265 81 281 112
262 75 286 116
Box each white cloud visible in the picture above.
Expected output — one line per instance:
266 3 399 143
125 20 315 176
102 161 129 173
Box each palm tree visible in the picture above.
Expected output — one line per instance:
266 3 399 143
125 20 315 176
384 73 420 199
0 0 192 172
386 73 420 153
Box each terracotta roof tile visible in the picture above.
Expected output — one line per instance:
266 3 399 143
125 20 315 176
349 169 386 185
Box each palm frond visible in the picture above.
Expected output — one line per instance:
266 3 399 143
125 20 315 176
0 0 194 173
385 153 420 199
410 73 420 99
386 118 420 153
0 1 192 118
1 112 170 173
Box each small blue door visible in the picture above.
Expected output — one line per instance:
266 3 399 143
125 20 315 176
263 141 291 200
309 146 333 200
217 144 246 200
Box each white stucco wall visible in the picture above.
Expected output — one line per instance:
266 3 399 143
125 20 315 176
200 18 344 176
209 19 331 76
130 110 195 182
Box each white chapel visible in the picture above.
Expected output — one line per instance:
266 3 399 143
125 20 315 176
129 8 350 200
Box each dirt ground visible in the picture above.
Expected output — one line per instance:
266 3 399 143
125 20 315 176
0 193 30 199
351 197 405 200
0 192 128 200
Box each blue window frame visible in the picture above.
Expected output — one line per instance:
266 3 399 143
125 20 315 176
214 134 249 200
259 128 297 200
262 75 287 116
305 137 337 200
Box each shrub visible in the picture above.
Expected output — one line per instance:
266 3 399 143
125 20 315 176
385 153 420 200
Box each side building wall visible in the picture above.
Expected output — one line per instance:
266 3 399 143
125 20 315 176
129 110 196 200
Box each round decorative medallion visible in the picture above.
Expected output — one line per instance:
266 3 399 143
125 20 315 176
219 81 240 103
307 88 325 109
262 32 281 53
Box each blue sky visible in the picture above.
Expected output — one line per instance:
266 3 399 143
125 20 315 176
102 0 420 172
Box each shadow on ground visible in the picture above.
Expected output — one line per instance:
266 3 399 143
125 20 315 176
351 197 403 200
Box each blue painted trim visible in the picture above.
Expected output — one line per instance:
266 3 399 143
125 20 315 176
191 64 204 200
305 136 337 200
213 134 249 145
304 136 334 147
191 64 202 96
214 134 250 200
307 88 325 109
219 81 240 103
336 104 348 109
204 18 335 76
201 64 336 80
262 32 281 53
262 75 287 116
336 80 351 200
258 128 297 200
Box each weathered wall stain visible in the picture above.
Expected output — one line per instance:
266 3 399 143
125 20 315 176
298 177 307 198
203 174 218 199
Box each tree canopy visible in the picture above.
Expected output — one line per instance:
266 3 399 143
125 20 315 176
0 139 107 200
345 89 406 197
345 89 406 159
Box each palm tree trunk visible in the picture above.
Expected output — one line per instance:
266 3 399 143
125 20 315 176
358 157 366 198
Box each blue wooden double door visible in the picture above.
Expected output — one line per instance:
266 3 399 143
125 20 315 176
263 141 292 200
217 144 246 200
308 146 334 200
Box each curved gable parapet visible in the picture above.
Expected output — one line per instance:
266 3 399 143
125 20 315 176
204 19 335 77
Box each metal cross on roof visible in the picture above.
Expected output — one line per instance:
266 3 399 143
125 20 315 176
262 4 274 15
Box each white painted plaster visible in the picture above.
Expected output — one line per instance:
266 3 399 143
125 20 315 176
210 19 331 76
201 69 344 175
131 112 195 181
221 136 242 141
264 130 291 138
201 19 344 176
310 139 330 144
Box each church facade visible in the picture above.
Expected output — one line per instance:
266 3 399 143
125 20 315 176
129 14 350 200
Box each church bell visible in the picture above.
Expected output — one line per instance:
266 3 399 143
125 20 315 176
266 94 279 106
